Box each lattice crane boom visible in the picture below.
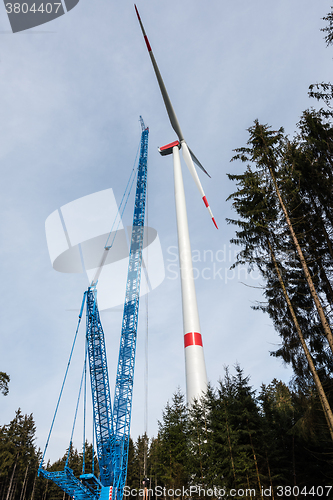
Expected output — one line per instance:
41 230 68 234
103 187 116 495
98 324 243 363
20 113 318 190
112 121 148 497
38 119 149 500
86 287 114 486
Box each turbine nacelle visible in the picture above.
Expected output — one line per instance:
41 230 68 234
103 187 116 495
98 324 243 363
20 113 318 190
158 140 181 156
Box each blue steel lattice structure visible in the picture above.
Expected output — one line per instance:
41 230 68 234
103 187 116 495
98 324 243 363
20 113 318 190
38 120 149 500
86 287 114 486
39 466 98 500
112 121 148 497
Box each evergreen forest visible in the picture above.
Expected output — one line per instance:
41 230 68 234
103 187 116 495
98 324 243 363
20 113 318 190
3 5 333 500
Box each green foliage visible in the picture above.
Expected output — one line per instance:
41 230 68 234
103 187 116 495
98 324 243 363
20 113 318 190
2 380 333 500
0 407 101 500
155 389 189 489
308 7 333 114
228 111 333 387
138 373 333 498
0 372 10 396
126 434 148 495
0 409 41 500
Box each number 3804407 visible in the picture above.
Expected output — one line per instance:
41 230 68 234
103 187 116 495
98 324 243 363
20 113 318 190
5 3 62 14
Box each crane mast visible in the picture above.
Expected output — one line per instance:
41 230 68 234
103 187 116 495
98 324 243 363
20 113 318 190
86 287 114 486
39 120 149 500
112 120 148 496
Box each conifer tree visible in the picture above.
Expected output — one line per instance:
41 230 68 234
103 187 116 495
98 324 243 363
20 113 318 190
259 380 296 488
131 434 147 490
0 372 10 396
217 366 265 496
228 119 333 438
147 436 160 492
156 389 189 491
125 437 138 493
0 409 40 500
187 389 211 487
233 121 333 355
309 7 333 114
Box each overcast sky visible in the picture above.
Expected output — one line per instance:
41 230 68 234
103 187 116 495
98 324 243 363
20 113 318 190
1 0 332 465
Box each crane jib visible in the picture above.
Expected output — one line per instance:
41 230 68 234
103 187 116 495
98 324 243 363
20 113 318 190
38 123 150 500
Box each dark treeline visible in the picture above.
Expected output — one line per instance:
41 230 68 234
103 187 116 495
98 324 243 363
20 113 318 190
224 3 333 453
227 108 333 439
127 370 333 499
0 409 39 500
2 369 333 500
0 408 98 500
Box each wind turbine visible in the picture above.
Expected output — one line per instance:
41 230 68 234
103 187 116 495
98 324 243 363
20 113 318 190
135 5 218 404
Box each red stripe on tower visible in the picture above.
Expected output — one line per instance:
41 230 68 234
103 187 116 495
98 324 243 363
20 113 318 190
109 487 113 500
184 332 203 348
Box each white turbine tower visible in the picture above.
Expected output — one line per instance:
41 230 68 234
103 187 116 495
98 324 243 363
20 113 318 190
135 5 218 404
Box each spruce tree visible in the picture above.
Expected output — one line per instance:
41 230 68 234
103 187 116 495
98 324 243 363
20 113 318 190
187 392 209 486
308 6 333 115
0 372 10 396
0 409 40 500
156 389 189 492
228 119 333 438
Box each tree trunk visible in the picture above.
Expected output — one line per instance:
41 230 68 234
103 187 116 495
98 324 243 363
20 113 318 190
267 237 333 439
29 470 37 500
195 421 204 480
9 480 17 500
265 452 275 500
292 432 298 500
269 165 333 356
19 465 29 500
310 192 333 262
223 400 236 484
5 456 18 500
246 419 263 499
42 479 48 500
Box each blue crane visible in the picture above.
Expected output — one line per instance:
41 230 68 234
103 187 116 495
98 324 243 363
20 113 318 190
39 119 149 500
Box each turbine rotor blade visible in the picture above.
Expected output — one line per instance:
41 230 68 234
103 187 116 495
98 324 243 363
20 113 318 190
135 5 217 228
134 5 184 142
188 147 211 178
181 141 218 229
